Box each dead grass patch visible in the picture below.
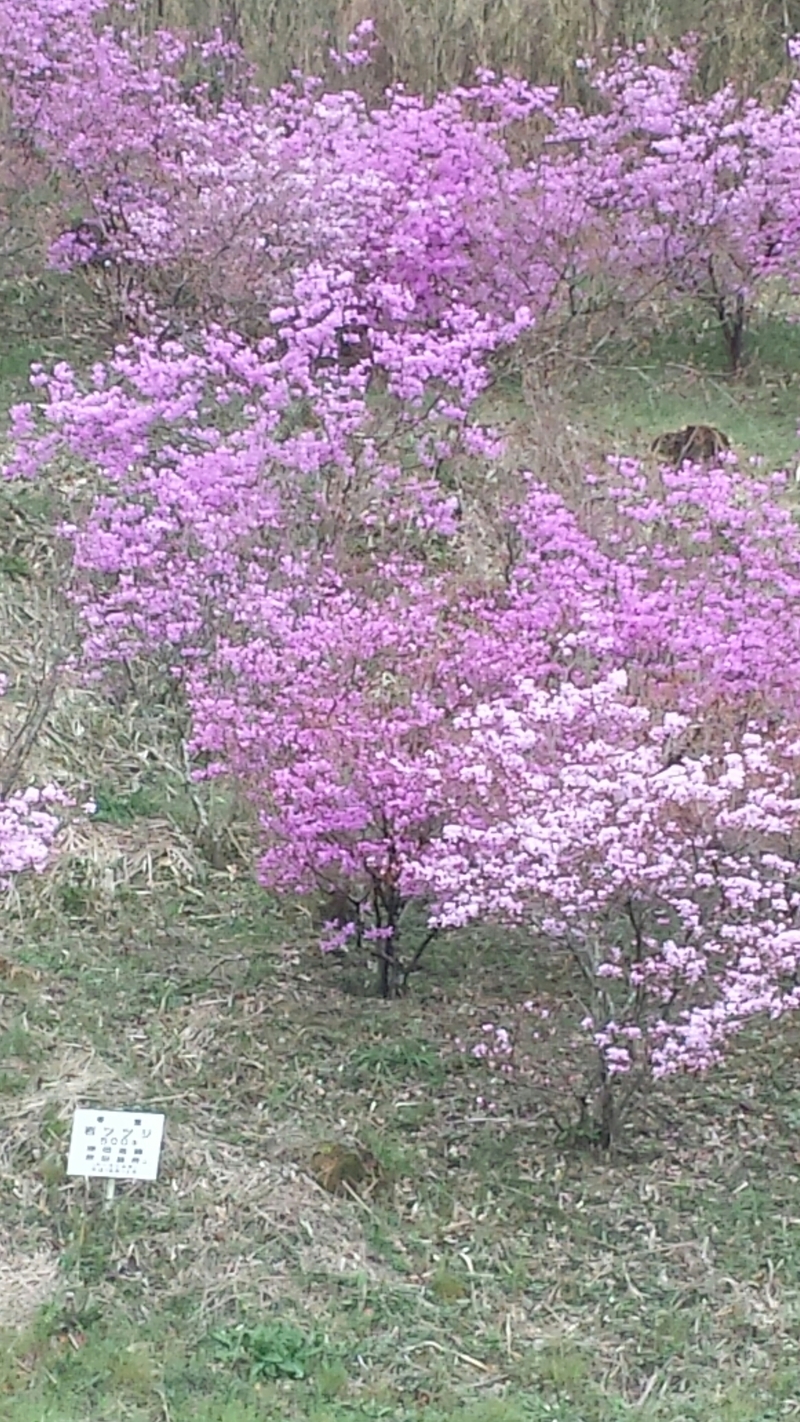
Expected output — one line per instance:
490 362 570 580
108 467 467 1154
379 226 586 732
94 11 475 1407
1 1036 394 1329
159 1134 389 1317
0 1245 62 1330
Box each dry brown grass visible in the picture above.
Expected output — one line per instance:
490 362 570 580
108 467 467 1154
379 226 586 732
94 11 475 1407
121 0 800 99
0 1248 62 1331
1 1037 387 1328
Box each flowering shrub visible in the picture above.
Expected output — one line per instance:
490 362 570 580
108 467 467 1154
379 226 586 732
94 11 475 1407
0 782 68 884
545 39 800 367
0 676 81 889
9 1 800 364
0 0 559 343
413 671 800 1140
4 4 800 1130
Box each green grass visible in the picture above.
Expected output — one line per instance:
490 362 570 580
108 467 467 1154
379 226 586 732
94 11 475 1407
3 872 800 1422
497 302 800 478
3 306 800 1422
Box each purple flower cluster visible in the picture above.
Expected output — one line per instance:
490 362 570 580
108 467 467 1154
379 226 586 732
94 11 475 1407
4 5 800 1089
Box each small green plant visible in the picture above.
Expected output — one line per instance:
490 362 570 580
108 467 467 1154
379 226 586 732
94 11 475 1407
0 552 30 579
209 1320 320 1382
92 785 161 825
429 1264 470 1302
347 1037 445 1088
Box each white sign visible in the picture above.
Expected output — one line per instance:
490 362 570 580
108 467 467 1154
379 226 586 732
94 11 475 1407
67 1108 165 1182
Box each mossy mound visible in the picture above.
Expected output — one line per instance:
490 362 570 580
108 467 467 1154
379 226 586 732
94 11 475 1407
308 1143 385 1196
651 424 730 463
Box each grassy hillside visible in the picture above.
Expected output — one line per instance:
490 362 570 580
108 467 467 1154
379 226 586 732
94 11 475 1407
1 305 800 1422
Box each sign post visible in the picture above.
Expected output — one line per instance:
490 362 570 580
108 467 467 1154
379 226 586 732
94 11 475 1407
66 1109 165 1208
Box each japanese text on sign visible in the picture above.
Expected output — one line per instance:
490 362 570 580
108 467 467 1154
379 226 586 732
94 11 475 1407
66 1108 165 1181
